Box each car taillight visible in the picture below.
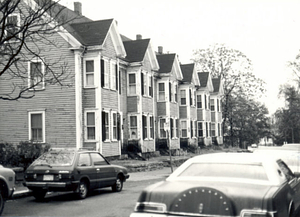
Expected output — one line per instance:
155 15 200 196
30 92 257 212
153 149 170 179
134 202 166 213
241 210 276 217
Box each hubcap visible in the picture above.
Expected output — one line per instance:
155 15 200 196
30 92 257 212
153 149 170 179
116 179 121 190
80 184 86 196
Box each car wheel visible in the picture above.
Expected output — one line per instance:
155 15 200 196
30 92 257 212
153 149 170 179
0 193 5 215
77 180 88 199
32 190 47 201
112 175 123 192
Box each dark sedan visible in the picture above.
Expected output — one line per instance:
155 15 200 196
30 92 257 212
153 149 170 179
24 148 129 200
130 153 300 217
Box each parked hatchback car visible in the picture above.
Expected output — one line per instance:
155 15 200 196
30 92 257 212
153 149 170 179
0 165 15 215
131 153 300 217
24 148 129 200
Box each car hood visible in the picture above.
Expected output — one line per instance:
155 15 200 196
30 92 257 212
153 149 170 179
137 180 277 216
111 164 128 173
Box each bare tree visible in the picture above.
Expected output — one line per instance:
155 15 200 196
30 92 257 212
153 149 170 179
0 0 85 100
193 44 266 146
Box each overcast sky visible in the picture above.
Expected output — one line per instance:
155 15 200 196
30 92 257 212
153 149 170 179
61 0 300 114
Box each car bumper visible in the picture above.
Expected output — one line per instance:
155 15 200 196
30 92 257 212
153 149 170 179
25 181 78 191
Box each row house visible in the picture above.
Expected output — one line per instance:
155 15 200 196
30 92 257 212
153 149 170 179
0 1 223 157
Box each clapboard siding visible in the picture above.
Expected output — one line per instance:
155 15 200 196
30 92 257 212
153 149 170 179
102 141 120 157
142 97 153 113
0 21 76 146
170 102 179 117
179 107 187 119
157 102 166 116
102 32 117 59
83 89 96 108
127 96 138 112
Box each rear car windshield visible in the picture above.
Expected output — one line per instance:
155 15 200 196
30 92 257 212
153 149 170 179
178 163 268 180
32 151 75 166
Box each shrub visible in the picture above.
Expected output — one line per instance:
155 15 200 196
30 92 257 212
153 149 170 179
0 141 50 169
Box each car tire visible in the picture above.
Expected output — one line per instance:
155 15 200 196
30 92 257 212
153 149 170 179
112 175 123 192
0 193 5 216
32 190 47 201
77 180 88 199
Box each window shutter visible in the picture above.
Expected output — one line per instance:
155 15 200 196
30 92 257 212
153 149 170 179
117 113 121 140
119 70 121 94
169 82 172 102
142 115 146 139
101 59 104 87
150 77 153 97
141 73 144 95
189 89 192 105
190 121 193 137
115 63 118 91
102 111 106 141
170 118 173 138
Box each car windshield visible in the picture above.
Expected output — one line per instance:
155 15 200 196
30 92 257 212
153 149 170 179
32 150 75 166
178 163 269 180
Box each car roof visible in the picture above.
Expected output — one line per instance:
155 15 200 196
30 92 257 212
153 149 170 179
167 152 285 185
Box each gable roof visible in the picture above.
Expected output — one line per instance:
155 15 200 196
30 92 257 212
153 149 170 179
198 72 209 87
123 39 150 62
180 63 195 83
156 54 176 73
69 19 114 46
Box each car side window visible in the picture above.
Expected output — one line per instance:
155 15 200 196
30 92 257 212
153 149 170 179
90 153 108 166
78 153 92 166
277 160 295 182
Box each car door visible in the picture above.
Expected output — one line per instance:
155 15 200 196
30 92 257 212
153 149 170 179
76 153 99 189
90 153 116 188
278 160 300 209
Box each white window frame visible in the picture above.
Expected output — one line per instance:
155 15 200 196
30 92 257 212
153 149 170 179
84 110 97 142
110 60 117 90
129 115 138 139
103 110 110 142
104 59 110 88
6 13 20 39
111 111 117 141
28 59 45 90
180 90 186 105
128 73 136 95
84 58 95 88
28 110 45 143
149 115 154 139
159 118 166 138
181 120 187 138
158 82 165 101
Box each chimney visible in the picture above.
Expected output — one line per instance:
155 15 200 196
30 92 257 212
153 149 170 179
136 34 142 40
158 46 163 54
74 2 82 16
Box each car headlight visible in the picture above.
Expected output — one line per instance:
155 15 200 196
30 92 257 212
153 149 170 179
241 209 276 217
134 202 167 213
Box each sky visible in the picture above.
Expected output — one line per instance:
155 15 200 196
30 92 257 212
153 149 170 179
61 0 300 114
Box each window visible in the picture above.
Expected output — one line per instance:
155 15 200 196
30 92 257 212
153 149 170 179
129 116 138 139
210 99 215 111
174 84 178 102
170 118 174 138
150 116 154 139
180 90 186 105
181 121 187 137
28 61 44 89
142 115 147 139
158 83 165 101
85 60 94 87
160 118 166 138
128 74 136 94
86 112 95 140
6 14 20 38
78 153 91 166
197 95 202 108
29 111 45 143
211 123 216 137
112 112 117 140
149 75 153 97
198 122 203 137
90 153 107 166
104 112 109 141
104 60 109 88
